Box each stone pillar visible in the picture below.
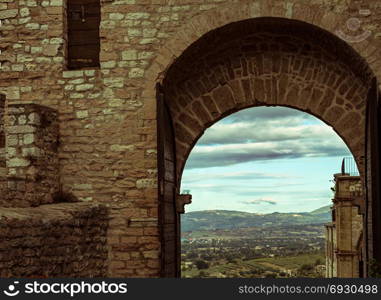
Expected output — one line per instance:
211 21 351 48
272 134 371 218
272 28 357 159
335 200 359 277
3 103 59 207
325 223 335 277
332 174 363 278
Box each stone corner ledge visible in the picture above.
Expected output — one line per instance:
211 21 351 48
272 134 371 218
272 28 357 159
0 202 108 223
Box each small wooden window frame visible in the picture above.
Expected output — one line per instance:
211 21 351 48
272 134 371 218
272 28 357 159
67 0 101 70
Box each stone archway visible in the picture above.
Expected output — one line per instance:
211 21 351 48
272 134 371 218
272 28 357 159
151 9 380 277
143 0 381 96
163 18 372 182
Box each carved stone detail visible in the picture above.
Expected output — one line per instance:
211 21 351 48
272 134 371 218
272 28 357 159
176 194 192 214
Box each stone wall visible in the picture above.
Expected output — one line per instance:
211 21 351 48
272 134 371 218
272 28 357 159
1 103 59 207
0 94 5 189
0 94 4 148
1 0 381 277
0 202 108 277
325 223 337 278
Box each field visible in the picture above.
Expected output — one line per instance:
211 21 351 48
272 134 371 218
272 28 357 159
181 209 328 278
182 253 325 278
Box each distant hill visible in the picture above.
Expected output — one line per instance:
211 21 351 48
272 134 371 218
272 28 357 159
309 205 331 215
181 205 331 232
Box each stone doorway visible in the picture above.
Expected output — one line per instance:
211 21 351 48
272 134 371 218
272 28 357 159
157 17 380 277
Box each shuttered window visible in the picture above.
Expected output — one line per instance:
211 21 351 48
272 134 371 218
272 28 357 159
67 0 100 69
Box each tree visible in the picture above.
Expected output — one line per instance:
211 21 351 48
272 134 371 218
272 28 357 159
265 272 277 278
300 263 313 271
198 271 207 277
187 251 198 259
195 260 209 270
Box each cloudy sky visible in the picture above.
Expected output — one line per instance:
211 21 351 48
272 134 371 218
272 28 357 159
181 106 355 213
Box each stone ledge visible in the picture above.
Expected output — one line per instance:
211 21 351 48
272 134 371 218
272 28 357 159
0 202 108 222
0 201 109 277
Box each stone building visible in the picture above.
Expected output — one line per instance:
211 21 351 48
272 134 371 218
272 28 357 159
325 158 364 278
0 0 380 277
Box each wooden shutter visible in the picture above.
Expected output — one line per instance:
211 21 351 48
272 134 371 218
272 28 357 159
365 77 381 271
67 0 100 69
157 84 180 277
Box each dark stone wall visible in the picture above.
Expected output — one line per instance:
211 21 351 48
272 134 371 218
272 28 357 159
0 202 108 277
2 104 60 207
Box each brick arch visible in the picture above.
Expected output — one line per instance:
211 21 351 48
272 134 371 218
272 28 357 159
158 17 375 183
142 1 381 184
143 0 381 93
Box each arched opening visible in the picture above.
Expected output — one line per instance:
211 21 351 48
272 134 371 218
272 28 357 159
157 17 380 277
180 105 358 278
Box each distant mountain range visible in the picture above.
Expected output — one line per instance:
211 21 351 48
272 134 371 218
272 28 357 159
181 205 331 232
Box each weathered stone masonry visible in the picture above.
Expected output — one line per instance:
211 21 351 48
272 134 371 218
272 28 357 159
0 203 108 277
326 173 363 278
1 0 381 277
0 95 5 189
2 103 59 208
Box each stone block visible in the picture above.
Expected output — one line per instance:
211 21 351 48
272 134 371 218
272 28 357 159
110 13 124 20
0 9 18 20
129 68 144 78
4 104 59 207
7 158 30 167
63 70 84 78
76 110 88 118
43 45 60 56
76 84 94 91
122 50 137 61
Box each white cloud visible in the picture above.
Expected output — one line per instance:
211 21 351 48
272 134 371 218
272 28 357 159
185 107 351 169
241 198 278 205
181 107 352 213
